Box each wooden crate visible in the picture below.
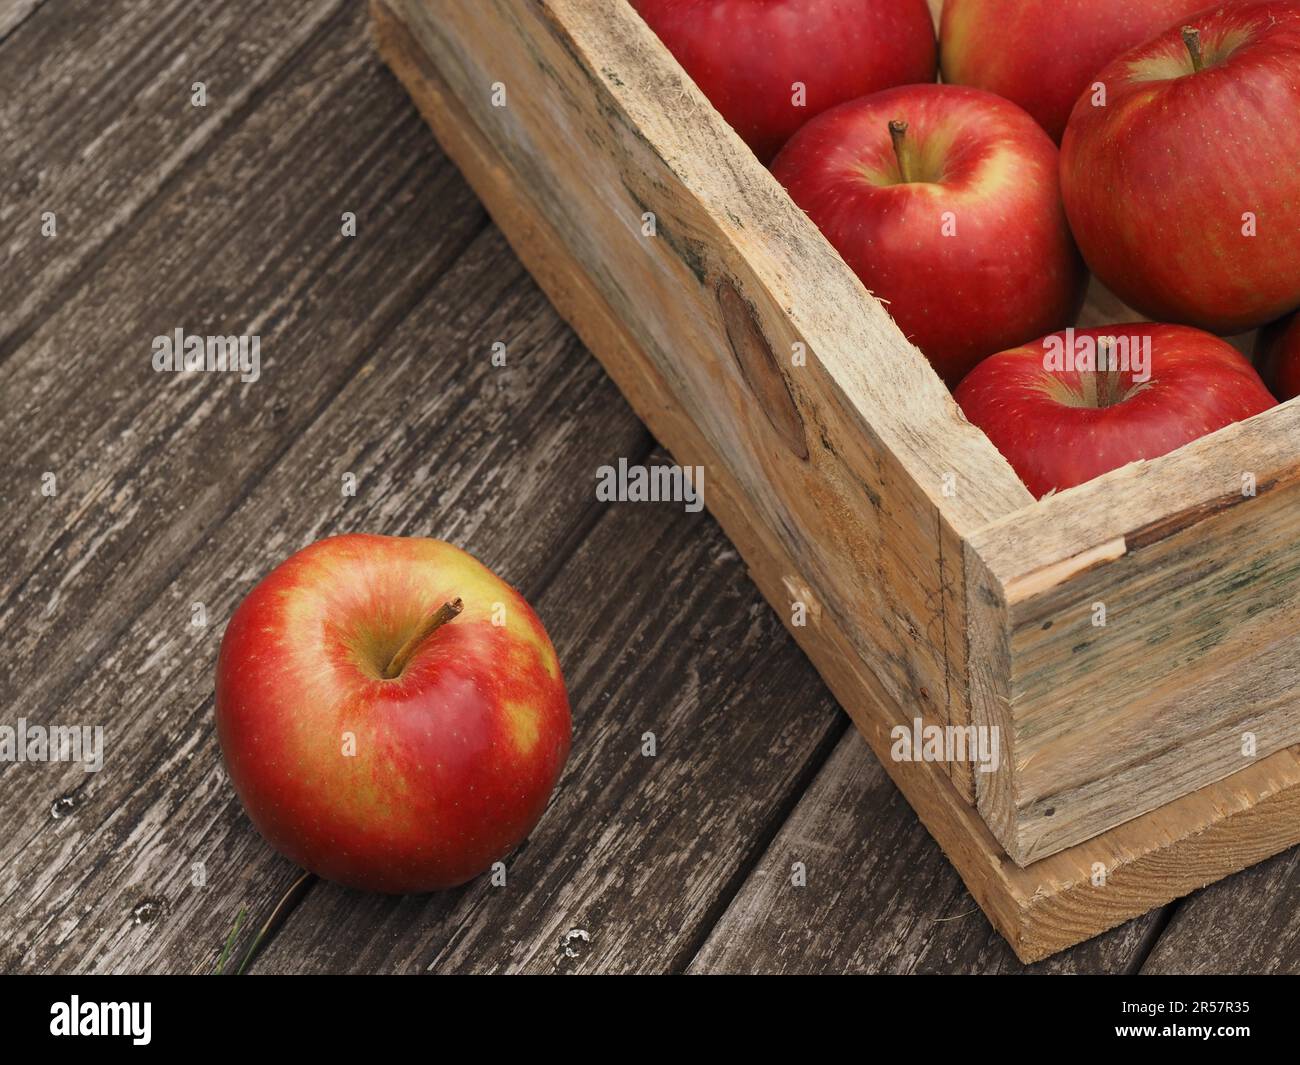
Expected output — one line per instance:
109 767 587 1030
374 0 1300 961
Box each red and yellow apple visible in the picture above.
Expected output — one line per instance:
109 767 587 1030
630 0 938 163
955 323 1277 497
1256 311 1300 401
215 534 571 893
940 0 1232 142
1060 2 1300 334
772 83 1086 385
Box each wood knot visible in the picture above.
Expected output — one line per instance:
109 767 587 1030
717 278 808 461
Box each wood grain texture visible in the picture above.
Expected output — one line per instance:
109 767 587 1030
253 451 845 974
688 730 1161 974
375 0 1033 811
0 227 650 973
0 3 484 724
969 402 1300 862
1142 847 1300 974
0 0 347 357
821 656 1300 963
0 0 44 40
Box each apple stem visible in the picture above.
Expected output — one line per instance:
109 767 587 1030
889 119 914 184
1087 336 1125 409
382 597 464 679
1182 26 1205 72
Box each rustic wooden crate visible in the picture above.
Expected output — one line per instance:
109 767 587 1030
373 0 1300 961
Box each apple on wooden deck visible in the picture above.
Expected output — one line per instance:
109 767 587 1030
216 535 571 895
372 0 1300 962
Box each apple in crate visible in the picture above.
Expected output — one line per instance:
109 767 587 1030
955 324 1277 497
216 534 571 892
772 84 1085 386
940 0 1231 142
1061 2 1300 334
630 0 937 162
1256 311 1300 401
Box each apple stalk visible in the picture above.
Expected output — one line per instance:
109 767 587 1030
383 597 464 678
888 119 915 184
1081 336 1125 409
1181 26 1204 72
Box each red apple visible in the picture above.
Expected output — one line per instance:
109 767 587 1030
940 0 1232 142
1255 311 1300 400
1060 2 1300 334
629 0 937 163
955 324 1277 496
215 534 571 892
771 83 1086 385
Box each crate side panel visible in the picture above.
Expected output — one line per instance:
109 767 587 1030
973 401 1300 862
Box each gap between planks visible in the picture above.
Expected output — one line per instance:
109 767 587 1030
686 728 1169 974
0 0 47 42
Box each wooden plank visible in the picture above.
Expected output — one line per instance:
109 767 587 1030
689 730 1161 974
0 0 45 40
375 0 1033 809
251 453 845 974
0 228 652 973
0 2 485 721
0 0 348 356
1141 848 1300 974
968 402 1300 862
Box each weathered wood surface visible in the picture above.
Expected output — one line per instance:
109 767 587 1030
0 1 484 721
969 403 1300 863
0 0 44 40
689 730 1162 975
254 450 845 974
1141 846 1300 975
0 0 353 360
0 2 636 973
0 0 1295 976
0 221 651 972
